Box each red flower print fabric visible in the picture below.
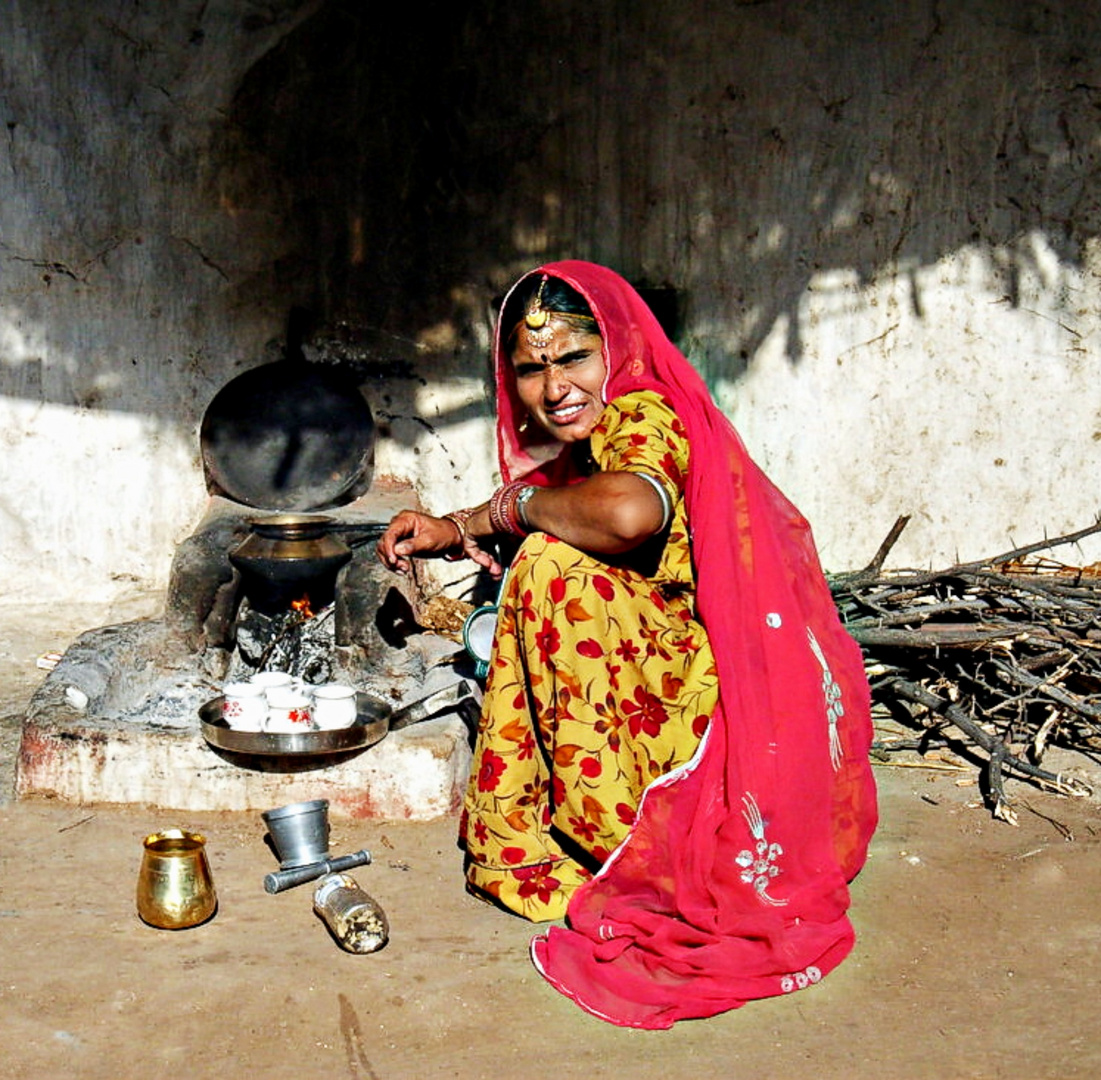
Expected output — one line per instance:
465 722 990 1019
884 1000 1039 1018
461 392 719 922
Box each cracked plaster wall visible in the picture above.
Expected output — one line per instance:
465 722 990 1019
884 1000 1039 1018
2 0 1101 607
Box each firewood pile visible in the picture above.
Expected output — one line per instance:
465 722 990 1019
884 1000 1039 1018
830 516 1101 823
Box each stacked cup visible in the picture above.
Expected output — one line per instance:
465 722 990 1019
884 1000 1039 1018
311 684 358 730
221 672 358 733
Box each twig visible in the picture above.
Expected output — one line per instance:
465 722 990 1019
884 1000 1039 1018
870 759 971 773
1017 799 1074 841
849 625 1017 649
887 678 1091 798
57 814 96 834
989 658 1101 726
841 518 1101 594
833 514 911 589
984 518 1101 571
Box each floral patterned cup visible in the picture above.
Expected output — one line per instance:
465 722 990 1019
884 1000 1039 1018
222 681 268 731
265 688 316 734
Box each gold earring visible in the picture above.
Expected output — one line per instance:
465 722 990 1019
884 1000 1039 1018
518 414 530 433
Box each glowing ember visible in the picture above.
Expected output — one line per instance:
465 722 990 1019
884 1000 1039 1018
291 595 315 619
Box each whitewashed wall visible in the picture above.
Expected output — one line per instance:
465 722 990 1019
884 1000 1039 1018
1 0 1099 608
721 241 1101 572
0 1 322 604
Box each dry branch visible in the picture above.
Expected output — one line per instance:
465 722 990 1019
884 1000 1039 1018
831 516 1101 820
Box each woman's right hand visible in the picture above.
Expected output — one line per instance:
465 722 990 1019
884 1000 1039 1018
376 510 463 575
377 506 507 578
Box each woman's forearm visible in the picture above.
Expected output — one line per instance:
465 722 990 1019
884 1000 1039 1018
469 472 666 555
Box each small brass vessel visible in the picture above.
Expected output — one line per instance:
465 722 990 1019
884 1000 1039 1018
136 829 217 930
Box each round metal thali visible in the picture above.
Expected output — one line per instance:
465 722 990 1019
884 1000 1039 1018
200 692 391 757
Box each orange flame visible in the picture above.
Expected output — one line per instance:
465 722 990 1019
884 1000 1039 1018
291 595 315 620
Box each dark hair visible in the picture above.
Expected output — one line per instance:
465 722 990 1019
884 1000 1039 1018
500 275 596 350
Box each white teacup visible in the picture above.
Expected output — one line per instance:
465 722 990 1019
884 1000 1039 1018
222 681 268 731
265 688 316 734
250 670 293 694
312 684 358 730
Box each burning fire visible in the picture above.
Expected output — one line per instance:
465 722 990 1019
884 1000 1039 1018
291 595 316 620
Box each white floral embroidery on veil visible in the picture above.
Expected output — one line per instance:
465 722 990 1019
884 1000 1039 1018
807 626 845 770
735 793 787 907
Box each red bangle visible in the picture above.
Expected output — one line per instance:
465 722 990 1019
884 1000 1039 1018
488 481 530 537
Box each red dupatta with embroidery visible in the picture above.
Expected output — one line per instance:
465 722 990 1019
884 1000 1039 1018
494 260 877 1029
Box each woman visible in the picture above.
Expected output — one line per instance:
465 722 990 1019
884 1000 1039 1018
377 261 877 1029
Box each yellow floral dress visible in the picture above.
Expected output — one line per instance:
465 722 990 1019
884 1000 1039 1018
461 391 720 921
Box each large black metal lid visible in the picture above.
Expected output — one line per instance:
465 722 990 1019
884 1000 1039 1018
200 360 376 511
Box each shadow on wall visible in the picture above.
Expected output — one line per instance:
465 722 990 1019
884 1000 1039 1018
220 0 1101 379
3 0 1100 413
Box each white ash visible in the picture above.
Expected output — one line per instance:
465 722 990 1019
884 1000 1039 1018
229 601 338 684
114 675 218 729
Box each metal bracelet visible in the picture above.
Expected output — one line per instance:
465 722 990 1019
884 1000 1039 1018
514 484 538 530
634 472 674 530
442 508 475 561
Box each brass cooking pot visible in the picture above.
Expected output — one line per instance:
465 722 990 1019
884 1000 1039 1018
228 514 386 610
231 514 352 575
229 514 352 611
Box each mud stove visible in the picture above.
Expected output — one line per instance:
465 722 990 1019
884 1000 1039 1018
17 339 479 819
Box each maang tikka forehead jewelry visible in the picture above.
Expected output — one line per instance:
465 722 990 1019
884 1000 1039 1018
513 274 598 350
523 276 555 348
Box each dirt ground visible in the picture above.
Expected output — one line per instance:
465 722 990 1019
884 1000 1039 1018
2 600 1101 1080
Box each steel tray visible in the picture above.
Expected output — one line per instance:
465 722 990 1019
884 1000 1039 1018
199 692 392 757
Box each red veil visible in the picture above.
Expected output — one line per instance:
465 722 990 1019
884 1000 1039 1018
495 261 877 1029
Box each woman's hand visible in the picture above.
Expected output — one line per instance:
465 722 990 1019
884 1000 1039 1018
376 510 463 575
376 507 506 578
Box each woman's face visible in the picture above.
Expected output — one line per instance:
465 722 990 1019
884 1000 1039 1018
509 316 607 444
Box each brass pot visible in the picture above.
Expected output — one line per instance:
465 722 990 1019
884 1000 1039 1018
136 829 217 930
231 514 354 575
229 514 354 611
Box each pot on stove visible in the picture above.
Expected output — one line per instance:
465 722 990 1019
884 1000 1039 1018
229 514 388 612
171 311 396 647
230 514 351 613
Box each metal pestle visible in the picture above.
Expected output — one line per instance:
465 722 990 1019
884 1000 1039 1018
264 849 372 894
